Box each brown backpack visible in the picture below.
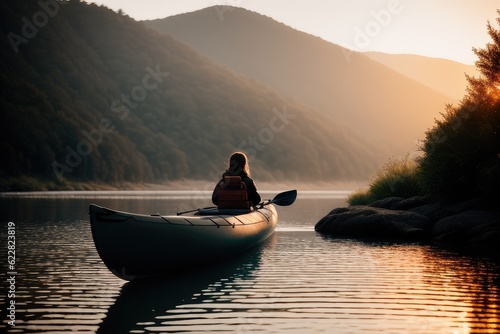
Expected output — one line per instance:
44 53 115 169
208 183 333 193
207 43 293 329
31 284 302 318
217 176 251 210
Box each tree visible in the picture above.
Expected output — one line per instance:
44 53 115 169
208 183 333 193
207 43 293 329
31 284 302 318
472 12 500 86
418 11 500 202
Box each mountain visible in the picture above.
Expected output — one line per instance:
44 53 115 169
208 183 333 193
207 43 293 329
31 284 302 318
145 6 456 155
0 0 383 189
365 52 479 101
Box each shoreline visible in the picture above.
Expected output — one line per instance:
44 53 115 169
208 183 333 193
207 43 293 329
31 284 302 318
0 178 366 193
315 195 500 258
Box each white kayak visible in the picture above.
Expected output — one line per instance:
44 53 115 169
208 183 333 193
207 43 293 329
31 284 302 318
89 203 278 280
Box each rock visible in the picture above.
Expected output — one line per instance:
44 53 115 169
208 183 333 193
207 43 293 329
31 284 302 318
406 197 485 224
432 210 500 252
393 196 433 210
315 205 431 240
408 203 443 221
368 197 404 209
440 198 482 216
368 196 432 210
316 196 499 256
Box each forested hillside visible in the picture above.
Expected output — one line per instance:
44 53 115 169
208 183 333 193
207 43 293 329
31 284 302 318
146 7 455 156
0 0 383 190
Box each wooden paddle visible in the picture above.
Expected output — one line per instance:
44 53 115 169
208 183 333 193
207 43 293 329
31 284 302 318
177 189 297 215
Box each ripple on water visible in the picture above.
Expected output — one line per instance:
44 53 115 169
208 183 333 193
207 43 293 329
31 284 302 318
0 221 122 333
111 231 499 334
1 220 499 334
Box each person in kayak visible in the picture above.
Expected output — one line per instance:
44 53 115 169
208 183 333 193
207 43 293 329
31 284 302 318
212 152 261 210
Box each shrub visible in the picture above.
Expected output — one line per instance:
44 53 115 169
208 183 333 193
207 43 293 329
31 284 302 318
347 191 374 206
347 156 424 205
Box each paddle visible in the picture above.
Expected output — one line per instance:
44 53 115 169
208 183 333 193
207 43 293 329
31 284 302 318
176 190 297 215
258 189 297 208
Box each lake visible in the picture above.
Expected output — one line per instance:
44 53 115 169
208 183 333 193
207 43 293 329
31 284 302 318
1 190 499 333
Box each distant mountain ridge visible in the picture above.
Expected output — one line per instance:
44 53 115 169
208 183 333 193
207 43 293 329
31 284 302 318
0 1 383 189
365 52 478 101
145 6 460 155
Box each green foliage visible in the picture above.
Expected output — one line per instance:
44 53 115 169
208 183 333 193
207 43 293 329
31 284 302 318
347 191 375 206
347 156 424 205
370 157 423 199
417 11 500 202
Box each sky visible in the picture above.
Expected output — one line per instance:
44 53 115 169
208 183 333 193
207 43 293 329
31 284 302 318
89 0 499 64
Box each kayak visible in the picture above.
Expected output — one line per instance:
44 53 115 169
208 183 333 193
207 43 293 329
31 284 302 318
89 203 278 280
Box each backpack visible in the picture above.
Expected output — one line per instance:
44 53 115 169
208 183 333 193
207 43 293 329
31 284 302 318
216 176 251 210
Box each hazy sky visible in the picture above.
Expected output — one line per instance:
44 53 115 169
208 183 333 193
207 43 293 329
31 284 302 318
90 0 499 64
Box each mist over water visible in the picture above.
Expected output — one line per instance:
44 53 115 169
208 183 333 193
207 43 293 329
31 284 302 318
1 191 499 333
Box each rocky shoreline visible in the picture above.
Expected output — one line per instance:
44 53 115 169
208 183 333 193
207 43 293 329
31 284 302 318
315 196 500 255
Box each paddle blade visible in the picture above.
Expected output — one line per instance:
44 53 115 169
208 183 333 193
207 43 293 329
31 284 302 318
269 190 297 206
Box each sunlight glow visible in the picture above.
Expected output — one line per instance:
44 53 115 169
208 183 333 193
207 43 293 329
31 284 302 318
89 0 500 65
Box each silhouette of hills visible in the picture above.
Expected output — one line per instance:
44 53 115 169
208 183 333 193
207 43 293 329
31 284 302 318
0 1 383 189
146 6 460 155
365 52 478 101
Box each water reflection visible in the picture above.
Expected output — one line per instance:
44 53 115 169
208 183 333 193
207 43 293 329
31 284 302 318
317 236 500 333
0 196 212 223
0 219 122 333
419 247 500 333
0 193 498 333
98 235 273 333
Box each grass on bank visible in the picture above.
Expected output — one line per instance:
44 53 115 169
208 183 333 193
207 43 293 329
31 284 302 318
347 156 425 205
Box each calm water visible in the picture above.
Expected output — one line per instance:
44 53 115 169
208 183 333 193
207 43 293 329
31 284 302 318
0 190 499 333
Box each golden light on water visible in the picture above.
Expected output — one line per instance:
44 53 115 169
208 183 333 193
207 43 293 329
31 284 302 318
2 193 499 333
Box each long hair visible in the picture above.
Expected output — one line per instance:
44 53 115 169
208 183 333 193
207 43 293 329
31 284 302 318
226 152 251 177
